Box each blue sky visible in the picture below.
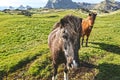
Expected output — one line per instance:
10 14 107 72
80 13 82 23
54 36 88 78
0 0 120 8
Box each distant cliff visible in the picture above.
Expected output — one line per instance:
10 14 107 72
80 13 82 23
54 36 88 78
77 2 96 10
94 0 120 11
44 0 79 9
44 0 120 11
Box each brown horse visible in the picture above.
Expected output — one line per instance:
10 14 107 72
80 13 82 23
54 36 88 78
81 12 97 47
48 15 82 80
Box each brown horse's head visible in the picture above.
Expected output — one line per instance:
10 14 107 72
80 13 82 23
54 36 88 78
89 12 97 21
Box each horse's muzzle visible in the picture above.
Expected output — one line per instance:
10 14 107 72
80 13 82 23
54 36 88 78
72 60 78 69
68 60 78 69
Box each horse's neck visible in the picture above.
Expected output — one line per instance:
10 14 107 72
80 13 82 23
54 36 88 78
86 16 95 26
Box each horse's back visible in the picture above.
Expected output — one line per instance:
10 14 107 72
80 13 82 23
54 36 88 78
48 28 57 49
48 27 62 51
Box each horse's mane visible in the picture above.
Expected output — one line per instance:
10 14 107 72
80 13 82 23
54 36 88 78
52 15 82 33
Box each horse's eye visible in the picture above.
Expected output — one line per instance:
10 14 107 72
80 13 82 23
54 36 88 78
63 35 68 40
64 46 67 50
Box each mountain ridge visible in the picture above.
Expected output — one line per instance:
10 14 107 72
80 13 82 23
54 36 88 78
45 0 79 9
45 0 120 11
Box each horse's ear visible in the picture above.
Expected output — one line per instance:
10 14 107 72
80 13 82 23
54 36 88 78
80 18 82 23
60 18 65 27
89 13 92 16
95 12 97 15
60 18 68 27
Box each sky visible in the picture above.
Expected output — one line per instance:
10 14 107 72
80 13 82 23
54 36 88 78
0 0 120 8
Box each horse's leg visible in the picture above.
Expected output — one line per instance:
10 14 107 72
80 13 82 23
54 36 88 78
81 36 84 47
86 35 89 47
64 66 68 80
52 64 58 80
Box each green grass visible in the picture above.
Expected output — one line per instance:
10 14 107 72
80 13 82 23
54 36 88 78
0 10 120 80
27 53 52 79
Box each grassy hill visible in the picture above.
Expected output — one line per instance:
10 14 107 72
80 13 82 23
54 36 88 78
0 10 120 80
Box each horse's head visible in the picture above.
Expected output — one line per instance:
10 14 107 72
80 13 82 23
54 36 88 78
60 15 82 69
89 12 97 20
88 12 97 26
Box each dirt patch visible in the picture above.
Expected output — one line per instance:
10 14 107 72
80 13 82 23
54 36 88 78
44 61 98 80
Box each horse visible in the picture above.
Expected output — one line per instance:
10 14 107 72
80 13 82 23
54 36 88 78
48 15 82 80
81 12 97 47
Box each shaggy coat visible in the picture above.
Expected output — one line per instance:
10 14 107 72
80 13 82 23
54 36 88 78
48 15 82 80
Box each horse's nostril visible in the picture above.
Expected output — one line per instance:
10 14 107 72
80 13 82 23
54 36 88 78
68 63 72 67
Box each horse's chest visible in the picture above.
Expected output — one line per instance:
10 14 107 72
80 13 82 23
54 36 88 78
88 26 92 30
53 52 66 64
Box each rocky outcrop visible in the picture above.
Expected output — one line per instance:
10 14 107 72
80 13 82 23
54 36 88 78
94 0 120 11
17 5 32 10
44 0 95 9
17 5 26 10
44 0 79 9
9 6 14 10
77 2 96 10
26 5 32 10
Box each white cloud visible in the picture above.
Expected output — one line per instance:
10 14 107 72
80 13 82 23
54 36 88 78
0 0 12 6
